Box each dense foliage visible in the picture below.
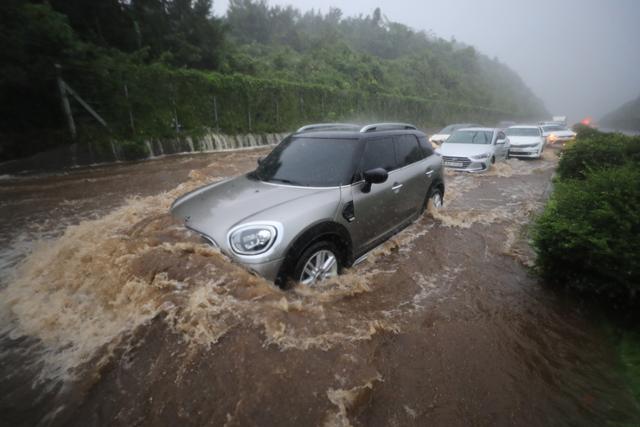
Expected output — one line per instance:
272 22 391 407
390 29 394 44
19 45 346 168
557 131 640 180
533 131 640 308
0 0 547 161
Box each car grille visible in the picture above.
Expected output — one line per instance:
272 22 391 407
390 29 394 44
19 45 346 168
442 155 471 168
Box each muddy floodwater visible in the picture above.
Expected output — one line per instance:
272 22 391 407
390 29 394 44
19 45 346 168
1 147 639 426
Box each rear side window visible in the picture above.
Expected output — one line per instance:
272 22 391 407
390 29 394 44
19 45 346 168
418 136 434 156
362 138 397 172
395 135 423 167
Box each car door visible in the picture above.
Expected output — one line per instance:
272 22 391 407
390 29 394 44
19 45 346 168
350 137 400 253
392 134 430 222
495 130 509 159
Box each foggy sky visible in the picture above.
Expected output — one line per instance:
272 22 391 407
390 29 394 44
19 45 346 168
214 0 640 124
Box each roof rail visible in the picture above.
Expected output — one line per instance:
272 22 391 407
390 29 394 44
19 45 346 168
359 123 417 133
296 123 360 133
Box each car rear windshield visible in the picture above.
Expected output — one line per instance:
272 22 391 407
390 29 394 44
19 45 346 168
446 130 493 144
254 136 359 187
506 127 540 136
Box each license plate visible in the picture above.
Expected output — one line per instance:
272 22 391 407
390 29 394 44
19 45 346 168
445 161 463 167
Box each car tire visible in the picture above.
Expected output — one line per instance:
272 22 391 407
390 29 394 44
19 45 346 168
429 187 444 210
293 241 342 287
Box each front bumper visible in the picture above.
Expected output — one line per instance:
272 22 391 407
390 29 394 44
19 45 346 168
547 135 575 145
442 155 490 172
188 226 284 282
509 145 541 158
240 257 285 282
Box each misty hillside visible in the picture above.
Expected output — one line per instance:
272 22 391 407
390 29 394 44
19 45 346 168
0 0 547 161
600 95 640 131
222 3 547 117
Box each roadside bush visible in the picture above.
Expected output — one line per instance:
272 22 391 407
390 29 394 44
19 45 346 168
533 165 640 304
572 123 603 139
119 140 149 161
557 133 640 180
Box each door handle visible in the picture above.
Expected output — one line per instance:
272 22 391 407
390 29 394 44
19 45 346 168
425 169 434 177
392 183 403 192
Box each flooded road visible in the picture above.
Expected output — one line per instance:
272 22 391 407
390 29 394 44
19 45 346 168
1 147 639 426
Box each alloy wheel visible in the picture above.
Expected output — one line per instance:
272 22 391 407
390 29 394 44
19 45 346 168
299 249 338 286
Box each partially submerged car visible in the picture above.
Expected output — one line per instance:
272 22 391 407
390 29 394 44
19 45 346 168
506 125 545 158
541 124 576 145
171 123 445 287
437 127 510 172
429 123 481 146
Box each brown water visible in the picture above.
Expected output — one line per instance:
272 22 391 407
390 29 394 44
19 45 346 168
0 148 638 426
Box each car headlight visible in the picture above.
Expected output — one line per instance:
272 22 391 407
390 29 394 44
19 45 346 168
229 225 277 255
471 152 491 160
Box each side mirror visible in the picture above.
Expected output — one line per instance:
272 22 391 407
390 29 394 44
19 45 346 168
362 167 388 193
257 156 265 165
496 138 506 145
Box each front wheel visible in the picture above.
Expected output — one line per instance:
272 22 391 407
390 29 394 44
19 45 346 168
430 187 444 209
422 186 444 214
293 241 341 287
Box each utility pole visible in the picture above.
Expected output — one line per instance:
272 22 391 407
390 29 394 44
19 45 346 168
55 64 76 140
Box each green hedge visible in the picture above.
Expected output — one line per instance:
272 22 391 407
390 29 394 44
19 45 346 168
533 131 640 306
557 133 640 180
60 59 526 143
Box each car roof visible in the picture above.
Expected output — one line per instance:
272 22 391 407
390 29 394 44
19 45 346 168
456 127 496 132
508 125 539 129
292 129 427 140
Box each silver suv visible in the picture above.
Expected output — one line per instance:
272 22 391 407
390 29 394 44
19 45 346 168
171 123 444 287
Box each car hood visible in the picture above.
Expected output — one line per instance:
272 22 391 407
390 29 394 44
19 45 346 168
543 130 575 137
170 174 340 251
509 136 542 145
439 143 494 158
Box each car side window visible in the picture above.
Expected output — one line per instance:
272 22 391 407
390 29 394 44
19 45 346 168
395 135 423 167
362 137 397 173
418 135 434 157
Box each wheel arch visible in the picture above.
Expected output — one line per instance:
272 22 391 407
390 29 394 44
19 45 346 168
275 221 353 287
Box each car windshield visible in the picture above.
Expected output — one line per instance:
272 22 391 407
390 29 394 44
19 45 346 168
254 136 359 187
506 127 540 136
446 130 493 144
542 125 565 132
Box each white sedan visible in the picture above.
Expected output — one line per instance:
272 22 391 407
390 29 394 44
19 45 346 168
541 124 576 145
429 123 480 146
506 125 545 158
437 127 510 172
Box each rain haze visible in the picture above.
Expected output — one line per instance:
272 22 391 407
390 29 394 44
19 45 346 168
215 0 640 124
3 0 640 425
